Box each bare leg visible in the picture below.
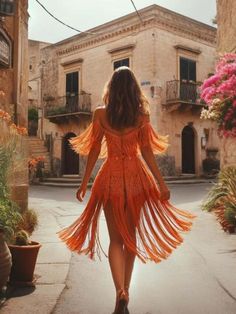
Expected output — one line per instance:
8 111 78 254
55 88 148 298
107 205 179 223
103 201 125 293
124 210 136 296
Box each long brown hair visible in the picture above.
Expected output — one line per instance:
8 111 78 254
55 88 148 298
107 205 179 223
102 66 150 129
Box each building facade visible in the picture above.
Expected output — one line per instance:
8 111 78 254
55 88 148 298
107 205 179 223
216 0 236 168
0 0 29 210
33 4 219 178
217 0 236 53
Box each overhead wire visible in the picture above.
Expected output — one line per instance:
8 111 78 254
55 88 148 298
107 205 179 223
35 0 99 35
34 0 144 38
129 0 144 24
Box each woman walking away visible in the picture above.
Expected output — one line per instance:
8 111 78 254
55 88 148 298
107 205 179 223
58 66 197 314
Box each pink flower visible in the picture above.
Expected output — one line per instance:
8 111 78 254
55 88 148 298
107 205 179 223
201 74 221 90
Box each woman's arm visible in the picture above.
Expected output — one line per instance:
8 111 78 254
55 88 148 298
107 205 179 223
141 146 170 200
76 110 102 201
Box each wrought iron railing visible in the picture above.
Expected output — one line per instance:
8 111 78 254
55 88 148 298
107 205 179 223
166 80 202 104
44 93 92 117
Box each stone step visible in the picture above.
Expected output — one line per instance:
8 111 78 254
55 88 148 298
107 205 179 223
62 175 82 179
29 144 47 149
29 149 49 154
42 177 84 183
166 178 216 184
164 174 197 181
38 182 93 188
29 152 50 157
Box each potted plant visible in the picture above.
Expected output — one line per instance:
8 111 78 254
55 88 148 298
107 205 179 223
224 207 236 233
7 207 40 286
8 229 41 286
202 166 236 233
0 199 21 292
0 109 41 287
28 156 45 183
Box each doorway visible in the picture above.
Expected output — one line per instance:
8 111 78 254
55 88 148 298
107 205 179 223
62 132 79 175
181 125 195 174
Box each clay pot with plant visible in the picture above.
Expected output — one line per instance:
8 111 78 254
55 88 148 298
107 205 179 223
8 209 40 286
0 109 41 287
0 199 21 291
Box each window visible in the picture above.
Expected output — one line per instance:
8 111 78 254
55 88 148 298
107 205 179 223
66 71 79 95
65 71 79 111
180 57 196 81
113 58 129 70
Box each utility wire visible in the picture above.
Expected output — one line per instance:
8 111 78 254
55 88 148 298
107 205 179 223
129 0 144 24
35 0 99 35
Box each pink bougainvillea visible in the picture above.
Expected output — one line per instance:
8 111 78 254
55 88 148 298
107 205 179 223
200 53 236 137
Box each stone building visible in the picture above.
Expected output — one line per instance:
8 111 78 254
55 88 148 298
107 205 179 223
28 40 50 109
28 39 50 137
217 0 236 54
216 0 236 168
34 4 219 178
0 0 29 210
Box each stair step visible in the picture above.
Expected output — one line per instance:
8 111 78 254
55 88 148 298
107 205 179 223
164 175 197 181
38 182 93 188
43 177 84 183
62 175 82 179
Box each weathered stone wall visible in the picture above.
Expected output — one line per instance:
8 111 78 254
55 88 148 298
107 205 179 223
216 0 236 168
217 0 236 53
28 40 51 108
219 137 236 169
0 0 29 210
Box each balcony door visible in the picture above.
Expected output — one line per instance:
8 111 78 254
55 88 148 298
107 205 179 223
180 57 197 102
66 72 79 112
113 58 129 70
62 132 79 175
182 125 195 174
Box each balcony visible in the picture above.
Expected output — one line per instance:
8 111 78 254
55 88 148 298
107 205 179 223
44 93 92 124
164 80 204 113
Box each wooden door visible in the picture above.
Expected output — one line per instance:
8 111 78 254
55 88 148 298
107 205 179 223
62 132 79 175
182 126 195 174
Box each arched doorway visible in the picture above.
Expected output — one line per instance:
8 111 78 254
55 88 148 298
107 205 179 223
62 132 79 175
182 125 195 174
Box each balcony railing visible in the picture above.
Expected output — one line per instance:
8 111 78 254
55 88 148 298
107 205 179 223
44 93 92 120
166 80 202 105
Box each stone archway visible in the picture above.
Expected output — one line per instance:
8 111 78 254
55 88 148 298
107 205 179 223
62 132 79 175
181 125 195 174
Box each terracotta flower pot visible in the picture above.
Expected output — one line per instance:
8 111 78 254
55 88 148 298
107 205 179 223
8 241 41 286
227 225 235 234
0 232 12 290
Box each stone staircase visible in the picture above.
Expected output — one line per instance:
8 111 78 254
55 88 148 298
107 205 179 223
28 136 51 172
37 173 214 188
39 175 93 188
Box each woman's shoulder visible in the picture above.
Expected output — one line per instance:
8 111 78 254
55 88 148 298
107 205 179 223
93 105 106 120
138 112 150 126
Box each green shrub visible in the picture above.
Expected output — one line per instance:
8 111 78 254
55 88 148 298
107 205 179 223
202 166 236 212
14 230 30 246
28 107 38 121
0 199 22 242
18 209 38 236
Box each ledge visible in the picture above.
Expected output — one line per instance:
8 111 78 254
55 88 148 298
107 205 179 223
174 44 202 55
107 43 136 54
61 58 84 66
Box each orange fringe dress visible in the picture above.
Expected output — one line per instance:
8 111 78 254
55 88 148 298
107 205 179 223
58 119 197 263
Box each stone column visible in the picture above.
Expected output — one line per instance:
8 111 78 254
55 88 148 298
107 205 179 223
219 137 236 169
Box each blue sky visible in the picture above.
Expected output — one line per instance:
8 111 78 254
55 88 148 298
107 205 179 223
29 0 216 43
